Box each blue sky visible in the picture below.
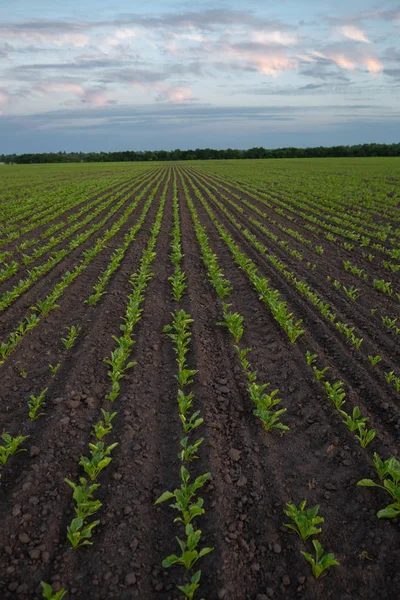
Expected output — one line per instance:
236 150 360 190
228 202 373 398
0 0 399 153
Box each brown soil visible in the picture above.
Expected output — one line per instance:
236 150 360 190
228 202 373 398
0 164 399 600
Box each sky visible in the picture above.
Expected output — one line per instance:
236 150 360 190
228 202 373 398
0 0 399 153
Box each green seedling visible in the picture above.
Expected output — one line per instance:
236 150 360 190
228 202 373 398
343 285 359 301
79 441 118 480
19 368 27 378
368 355 382 366
180 410 204 434
155 466 210 525
177 389 195 415
169 271 187 302
306 351 317 366
0 433 28 469
249 382 289 432
49 362 61 376
92 409 117 441
323 380 346 409
339 406 368 432
385 371 395 384
217 303 244 343
355 424 376 449
28 388 48 420
179 436 204 462
41 581 67 600
162 523 213 570
65 477 102 519
176 368 198 387
177 570 202 600
301 540 339 579
357 453 400 518
315 245 324 255
313 366 329 381
66 516 100 549
283 500 324 540
62 325 81 349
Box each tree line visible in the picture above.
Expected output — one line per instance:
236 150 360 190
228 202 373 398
1 143 399 164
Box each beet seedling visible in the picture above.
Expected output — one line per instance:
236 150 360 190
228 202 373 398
177 570 202 600
155 466 210 526
28 387 48 420
217 303 244 343
313 366 329 381
301 540 339 579
283 500 324 540
66 516 100 549
92 409 117 441
179 437 204 462
249 383 289 432
368 355 382 366
61 325 81 349
79 441 118 480
41 581 67 599
162 523 213 570
323 380 346 410
357 453 400 518
65 477 102 519
0 433 28 471
306 351 317 366
49 362 61 377
355 424 376 449
180 410 204 434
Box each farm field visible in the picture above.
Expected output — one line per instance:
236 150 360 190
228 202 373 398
0 157 399 600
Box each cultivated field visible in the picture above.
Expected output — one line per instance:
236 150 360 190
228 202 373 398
0 158 399 600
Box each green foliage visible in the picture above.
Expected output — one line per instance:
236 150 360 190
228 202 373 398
283 500 324 540
301 540 340 579
357 453 400 518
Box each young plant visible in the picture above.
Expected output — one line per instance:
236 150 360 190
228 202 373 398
41 582 67 600
66 516 100 549
313 366 329 381
343 285 359 301
283 500 324 540
357 453 400 518
355 424 376 449
162 523 213 570
301 540 339 579
79 441 118 480
0 433 28 469
28 387 48 420
49 362 61 377
217 303 244 343
306 351 317 366
92 409 117 441
155 466 210 526
177 570 202 600
323 380 346 409
368 355 382 367
61 325 81 350
65 477 102 519
179 437 204 462
249 383 289 432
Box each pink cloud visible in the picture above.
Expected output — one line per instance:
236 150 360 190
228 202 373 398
361 56 383 73
252 30 298 45
330 54 357 70
336 25 371 44
156 86 195 103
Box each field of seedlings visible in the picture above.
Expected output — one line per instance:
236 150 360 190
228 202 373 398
0 157 399 600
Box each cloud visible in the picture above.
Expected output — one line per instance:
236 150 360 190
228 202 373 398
156 86 196 103
337 25 371 44
0 21 89 47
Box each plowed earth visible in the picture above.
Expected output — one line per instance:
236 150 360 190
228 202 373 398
0 162 399 600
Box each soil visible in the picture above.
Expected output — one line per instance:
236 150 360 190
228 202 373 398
0 164 399 600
